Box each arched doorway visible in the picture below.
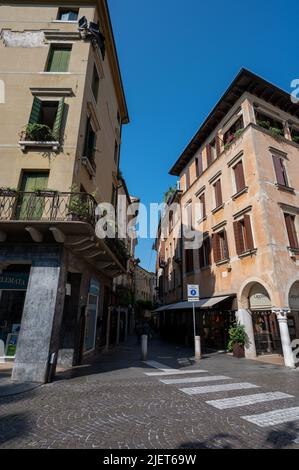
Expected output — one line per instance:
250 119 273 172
288 281 299 341
248 283 282 356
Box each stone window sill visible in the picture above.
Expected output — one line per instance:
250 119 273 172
238 248 257 259
19 141 60 152
275 184 295 194
232 186 248 200
197 216 207 224
81 156 96 177
212 203 224 214
215 258 230 266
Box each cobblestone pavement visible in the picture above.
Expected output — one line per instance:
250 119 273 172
0 338 299 449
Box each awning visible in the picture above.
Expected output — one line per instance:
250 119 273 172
153 295 232 312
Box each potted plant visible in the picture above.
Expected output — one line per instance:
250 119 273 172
227 324 247 358
269 127 284 138
257 119 271 130
20 123 57 142
0 187 17 197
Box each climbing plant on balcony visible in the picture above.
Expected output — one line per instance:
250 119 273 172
20 123 57 142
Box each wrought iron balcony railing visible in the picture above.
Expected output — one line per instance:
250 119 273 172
0 189 97 226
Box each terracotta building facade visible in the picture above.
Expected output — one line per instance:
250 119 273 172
157 69 299 368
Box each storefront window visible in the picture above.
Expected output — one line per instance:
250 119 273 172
83 279 100 353
252 311 282 355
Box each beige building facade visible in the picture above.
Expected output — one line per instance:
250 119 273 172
0 1 135 382
157 69 299 367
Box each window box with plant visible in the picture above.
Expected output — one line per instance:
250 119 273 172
256 112 284 139
19 97 65 151
227 323 247 358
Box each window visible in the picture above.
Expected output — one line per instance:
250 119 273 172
83 117 96 163
255 111 284 136
213 179 223 208
199 237 211 268
17 171 49 220
114 140 119 165
206 139 219 166
233 215 255 255
185 168 190 190
290 126 299 144
185 202 193 230
28 97 65 140
46 45 71 72
233 160 246 193
223 116 244 145
212 230 229 263
91 65 100 102
185 249 194 273
272 154 289 187
195 154 203 178
198 192 206 220
284 213 299 249
57 8 79 21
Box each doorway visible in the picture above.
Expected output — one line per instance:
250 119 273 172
252 311 282 355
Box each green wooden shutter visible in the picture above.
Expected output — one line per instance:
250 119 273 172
47 47 71 72
28 97 42 124
53 98 65 140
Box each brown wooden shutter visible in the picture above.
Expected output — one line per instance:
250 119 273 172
284 214 299 248
206 144 212 167
216 135 221 157
235 161 246 192
243 214 254 250
185 249 194 272
272 155 285 186
215 180 223 207
198 152 203 176
206 237 212 265
223 230 230 259
233 220 245 255
199 246 204 268
212 233 221 263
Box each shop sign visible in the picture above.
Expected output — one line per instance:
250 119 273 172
289 283 299 310
249 285 271 310
0 273 29 290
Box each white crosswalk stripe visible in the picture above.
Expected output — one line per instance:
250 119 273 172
242 406 299 427
160 375 230 385
206 392 294 410
143 360 172 370
180 382 259 396
145 369 208 377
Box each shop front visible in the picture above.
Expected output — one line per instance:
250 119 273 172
0 267 30 361
249 284 282 356
288 282 299 342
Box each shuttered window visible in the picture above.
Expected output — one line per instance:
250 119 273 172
46 46 71 72
206 144 212 167
196 153 203 177
185 249 194 273
272 155 288 187
199 192 206 219
212 230 229 263
91 65 100 102
284 213 299 248
84 117 96 162
233 160 246 193
199 237 211 268
233 215 255 255
185 168 190 190
28 97 65 141
213 179 223 208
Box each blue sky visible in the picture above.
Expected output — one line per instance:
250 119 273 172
109 0 299 272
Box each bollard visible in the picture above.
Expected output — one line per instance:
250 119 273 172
141 334 148 361
194 335 201 362
0 339 5 363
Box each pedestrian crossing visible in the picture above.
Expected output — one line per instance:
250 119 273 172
143 361 299 431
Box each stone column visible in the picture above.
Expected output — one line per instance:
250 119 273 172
273 308 295 368
235 309 257 359
12 252 67 383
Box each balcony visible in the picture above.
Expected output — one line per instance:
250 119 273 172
0 189 128 276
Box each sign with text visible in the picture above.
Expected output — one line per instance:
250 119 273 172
0 273 29 290
188 284 199 302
